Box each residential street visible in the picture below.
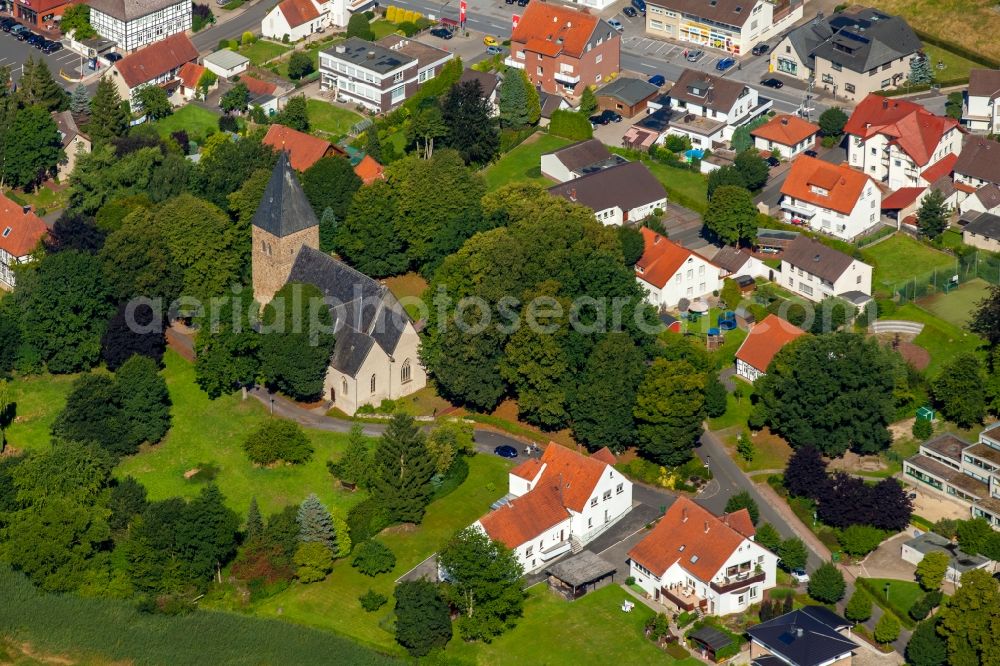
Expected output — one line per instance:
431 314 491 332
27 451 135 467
192 0 274 52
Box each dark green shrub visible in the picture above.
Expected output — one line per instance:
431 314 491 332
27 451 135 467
351 540 396 576
242 420 314 465
359 589 388 612
346 498 391 544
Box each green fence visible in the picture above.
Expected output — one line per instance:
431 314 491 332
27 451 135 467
890 251 1000 303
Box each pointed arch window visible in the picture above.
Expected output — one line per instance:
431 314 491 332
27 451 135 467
370 374 376 394
401 359 412 384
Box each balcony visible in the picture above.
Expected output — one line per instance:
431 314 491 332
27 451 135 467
554 71 580 85
504 57 525 70
539 541 571 561
709 570 766 594
660 585 707 612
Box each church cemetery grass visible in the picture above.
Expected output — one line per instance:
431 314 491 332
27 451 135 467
248 452 512 654
445 584 702 665
483 132 572 191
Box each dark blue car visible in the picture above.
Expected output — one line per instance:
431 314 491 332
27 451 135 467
716 57 736 72
648 74 666 87
631 0 646 13
494 445 518 459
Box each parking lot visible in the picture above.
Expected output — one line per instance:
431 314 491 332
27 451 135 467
0 23 98 88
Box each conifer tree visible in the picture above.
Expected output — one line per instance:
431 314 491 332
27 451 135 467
365 126 382 163
579 86 597 116
246 496 263 541
916 189 948 240
88 78 129 145
17 57 68 112
70 84 90 116
525 75 541 125
371 413 436 523
908 53 933 85
498 69 529 128
297 493 336 552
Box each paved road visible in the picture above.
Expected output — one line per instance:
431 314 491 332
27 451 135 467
192 0 273 51
0 23 97 87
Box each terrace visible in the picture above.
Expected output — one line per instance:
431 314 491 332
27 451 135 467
661 584 708 612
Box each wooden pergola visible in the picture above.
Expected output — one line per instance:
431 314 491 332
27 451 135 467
546 551 617 600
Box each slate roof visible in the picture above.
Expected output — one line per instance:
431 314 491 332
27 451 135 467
548 162 666 213
53 110 86 146
972 184 1000 211
459 68 500 96
546 550 617 587
954 137 1000 184
669 69 749 115
747 608 858 666
964 212 1000 241
112 33 198 88
547 138 613 173
595 77 659 106
88 0 184 21
251 151 318 238
538 89 564 118
903 532 990 573
287 246 411 376
784 8 921 74
968 69 1000 101
781 235 859 284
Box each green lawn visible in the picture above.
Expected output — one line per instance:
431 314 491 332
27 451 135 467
4 372 77 453
306 99 364 140
483 132 572 191
892 303 985 374
641 159 709 212
923 44 987 82
17 183 69 212
915 277 992 327
115 351 366 518
708 390 753 432
238 39 292 65
446 585 701 665
371 20 400 39
154 104 220 140
861 234 957 293
250 453 511 653
861 578 924 628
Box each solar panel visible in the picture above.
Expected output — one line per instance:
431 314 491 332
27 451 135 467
840 30 870 44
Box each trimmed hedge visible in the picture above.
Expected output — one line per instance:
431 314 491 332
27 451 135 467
549 110 593 140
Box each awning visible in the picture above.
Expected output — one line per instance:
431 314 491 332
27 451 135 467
780 201 816 219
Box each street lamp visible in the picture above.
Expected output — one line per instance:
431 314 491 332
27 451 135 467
705 455 711 470
884 582 891 604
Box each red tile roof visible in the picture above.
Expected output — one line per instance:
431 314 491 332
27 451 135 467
635 227 715 289
177 62 206 90
353 154 385 185
920 153 957 184
0 195 47 258
628 497 756 580
240 75 278 97
511 458 544 481
844 94 962 167
881 187 925 210
479 484 570 548
534 444 610 513
277 0 320 28
734 313 805 374
591 447 616 466
263 124 336 171
750 114 819 147
112 33 198 89
780 156 873 215
511 2 604 59
955 182 979 194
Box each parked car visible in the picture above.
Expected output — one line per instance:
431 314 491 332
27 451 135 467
766 155 781 168
622 6 637 17
494 445 518 459
483 35 498 46
105 52 123 62
590 109 622 125
589 113 610 126
41 39 62 54
631 0 646 13
26 33 44 48
751 43 770 56
486 45 503 55
516 0 529 7
0 18 17 31
12 25 30 40
648 74 666 87
608 18 623 32
760 77 784 89
430 27 453 39
685 49 704 62
791 568 810 583
716 57 736 71
804 149 818 158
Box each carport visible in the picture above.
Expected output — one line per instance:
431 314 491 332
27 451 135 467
546 551 616 600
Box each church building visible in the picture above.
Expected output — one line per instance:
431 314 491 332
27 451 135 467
251 152 427 414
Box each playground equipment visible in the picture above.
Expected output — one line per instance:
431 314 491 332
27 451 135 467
719 311 737 331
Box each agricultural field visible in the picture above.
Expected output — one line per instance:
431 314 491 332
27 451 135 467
868 0 1000 63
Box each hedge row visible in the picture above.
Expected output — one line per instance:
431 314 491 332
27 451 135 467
914 28 1000 69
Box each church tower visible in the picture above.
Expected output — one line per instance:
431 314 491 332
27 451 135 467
251 151 320 305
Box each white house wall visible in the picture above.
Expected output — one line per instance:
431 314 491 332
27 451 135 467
571 465 632 543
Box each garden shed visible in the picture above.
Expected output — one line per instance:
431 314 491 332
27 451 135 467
688 625 734 661
546 551 617 600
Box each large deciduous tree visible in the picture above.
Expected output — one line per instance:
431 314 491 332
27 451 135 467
371 413 436 524
569 332 644 451
932 353 986 428
807 562 845 603
259 282 336 401
438 526 524 642
301 156 361 243
938 569 1000 665
135 85 172 120
3 104 63 189
818 107 848 137
733 150 769 191
703 185 758 245
335 180 407 276
969 284 1000 348
752 332 897 456
634 358 706 465
101 301 167 371
724 490 759 524
916 551 949 591
907 619 947 666
194 288 261 399
784 445 828 499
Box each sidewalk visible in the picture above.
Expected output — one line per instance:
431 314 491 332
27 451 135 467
754 481 832 562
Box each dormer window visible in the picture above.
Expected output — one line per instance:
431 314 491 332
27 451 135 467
809 185 829 196
1 227 9 238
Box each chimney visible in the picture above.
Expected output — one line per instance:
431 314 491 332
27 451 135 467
781 117 788 125
882 98 889 109
682 507 688 523
704 520 709 533
795 627 804 638
569 188 577 201
21 205 30 215
335 44 346 53
367 50 375 59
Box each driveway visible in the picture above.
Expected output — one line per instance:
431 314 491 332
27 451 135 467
848 531 918 582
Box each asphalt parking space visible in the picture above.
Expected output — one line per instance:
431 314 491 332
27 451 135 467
0 29 95 87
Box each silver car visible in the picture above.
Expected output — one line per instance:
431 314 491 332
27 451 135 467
608 18 624 32
685 49 704 62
